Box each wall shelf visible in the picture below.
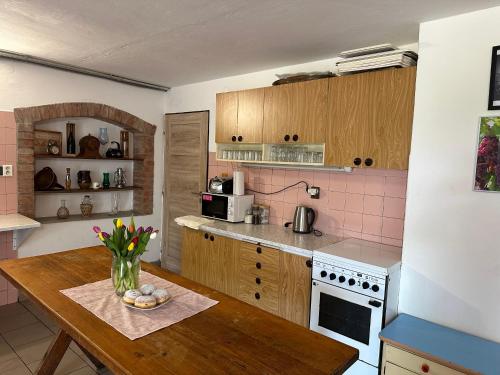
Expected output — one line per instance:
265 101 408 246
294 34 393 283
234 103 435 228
35 210 136 224
35 155 143 161
35 186 140 195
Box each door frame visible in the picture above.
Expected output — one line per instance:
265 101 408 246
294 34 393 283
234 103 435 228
162 110 209 272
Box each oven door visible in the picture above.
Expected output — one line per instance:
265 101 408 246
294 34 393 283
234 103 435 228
201 193 228 221
310 279 383 367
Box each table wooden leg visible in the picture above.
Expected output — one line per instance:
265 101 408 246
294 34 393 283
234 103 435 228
75 342 106 371
35 329 72 375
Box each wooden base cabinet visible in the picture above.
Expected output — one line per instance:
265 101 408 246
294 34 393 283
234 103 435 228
181 229 312 327
181 228 238 297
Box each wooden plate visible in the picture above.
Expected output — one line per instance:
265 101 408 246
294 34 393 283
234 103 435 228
121 297 172 311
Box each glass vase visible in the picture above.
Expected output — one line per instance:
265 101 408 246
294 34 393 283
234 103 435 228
111 254 141 296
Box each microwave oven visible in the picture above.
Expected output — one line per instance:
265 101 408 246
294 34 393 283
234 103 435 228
201 193 254 222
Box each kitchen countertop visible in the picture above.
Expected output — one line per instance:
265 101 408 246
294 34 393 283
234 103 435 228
0 214 40 232
199 221 342 257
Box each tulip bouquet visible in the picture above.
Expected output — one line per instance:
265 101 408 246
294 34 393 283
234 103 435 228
93 217 158 296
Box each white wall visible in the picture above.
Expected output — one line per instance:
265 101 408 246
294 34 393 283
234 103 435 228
400 7 500 342
165 43 418 151
0 60 164 262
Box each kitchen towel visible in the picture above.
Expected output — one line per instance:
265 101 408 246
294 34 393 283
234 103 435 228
174 215 214 230
60 271 218 340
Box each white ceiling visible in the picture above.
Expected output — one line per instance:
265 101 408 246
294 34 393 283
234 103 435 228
0 0 498 87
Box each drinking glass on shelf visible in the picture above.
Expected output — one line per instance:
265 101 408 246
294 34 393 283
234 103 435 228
237 150 244 160
227 150 234 160
110 192 119 215
256 151 262 161
222 150 229 160
270 146 278 161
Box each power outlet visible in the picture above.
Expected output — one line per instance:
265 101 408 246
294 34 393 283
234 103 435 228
2 165 13 177
307 186 320 199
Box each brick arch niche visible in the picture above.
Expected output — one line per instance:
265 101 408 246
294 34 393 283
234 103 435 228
14 102 156 218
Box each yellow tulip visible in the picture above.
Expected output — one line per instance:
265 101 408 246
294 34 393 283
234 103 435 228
116 218 123 228
98 232 104 241
128 242 135 251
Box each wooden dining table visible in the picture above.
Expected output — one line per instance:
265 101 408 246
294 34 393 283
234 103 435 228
0 246 358 375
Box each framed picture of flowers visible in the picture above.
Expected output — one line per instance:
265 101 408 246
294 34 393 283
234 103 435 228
475 116 500 191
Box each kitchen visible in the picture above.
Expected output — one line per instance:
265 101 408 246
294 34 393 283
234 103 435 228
0 1 500 375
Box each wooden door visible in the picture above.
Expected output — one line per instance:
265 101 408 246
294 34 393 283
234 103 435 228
163 111 209 273
215 92 238 143
365 67 416 169
263 79 329 144
325 73 376 167
278 252 312 327
237 88 264 143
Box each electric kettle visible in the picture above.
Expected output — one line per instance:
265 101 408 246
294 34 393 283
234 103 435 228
284 206 316 234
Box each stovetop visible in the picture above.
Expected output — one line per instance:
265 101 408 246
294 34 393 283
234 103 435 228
313 238 402 276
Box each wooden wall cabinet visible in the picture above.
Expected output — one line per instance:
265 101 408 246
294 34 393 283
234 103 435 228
263 79 329 144
181 228 312 327
325 67 416 169
215 88 264 144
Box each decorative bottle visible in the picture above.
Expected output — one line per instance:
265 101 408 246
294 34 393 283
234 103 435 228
66 122 76 154
57 200 69 219
65 168 71 190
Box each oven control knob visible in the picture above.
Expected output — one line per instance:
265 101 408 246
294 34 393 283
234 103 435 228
362 282 370 289
348 278 355 286
320 271 327 278
372 284 380 292
329 273 336 280
338 276 346 283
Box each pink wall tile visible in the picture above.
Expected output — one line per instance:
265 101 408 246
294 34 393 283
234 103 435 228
0 179 5 195
271 169 285 186
382 217 405 239
299 170 314 185
283 203 297 221
0 145 5 161
346 174 365 194
284 169 299 185
364 175 385 196
329 173 347 192
283 188 298 204
4 128 16 145
5 145 16 162
343 230 362 239
0 112 16 128
260 169 273 185
385 176 407 198
383 197 406 219
381 237 403 247
0 194 6 212
345 193 364 213
362 233 382 243
0 291 6 306
363 195 383 216
0 276 6 291
6 194 16 212
270 201 284 217
5 178 16 195
362 214 382 235
344 212 363 232
313 171 330 189
0 128 5 145
329 191 346 210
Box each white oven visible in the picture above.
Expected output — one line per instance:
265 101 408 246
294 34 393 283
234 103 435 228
310 278 385 368
310 239 402 374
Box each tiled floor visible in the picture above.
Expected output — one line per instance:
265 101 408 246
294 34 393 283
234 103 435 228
0 299 112 375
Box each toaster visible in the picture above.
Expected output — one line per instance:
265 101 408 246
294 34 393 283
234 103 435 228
208 176 233 194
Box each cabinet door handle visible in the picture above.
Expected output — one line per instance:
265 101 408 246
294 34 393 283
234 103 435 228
204 233 209 240
364 158 373 166
421 364 430 373
209 235 214 241
254 292 260 300
292 134 299 142
231 135 237 142
237 135 243 142
353 157 362 166
368 300 382 308
284 134 290 142
255 277 261 284
256 262 261 269
256 247 262 254
305 259 312 268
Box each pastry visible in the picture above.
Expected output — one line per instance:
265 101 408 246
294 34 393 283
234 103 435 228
134 295 157 309
122 289 142 304
139 284 156 295
152 288 170 304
